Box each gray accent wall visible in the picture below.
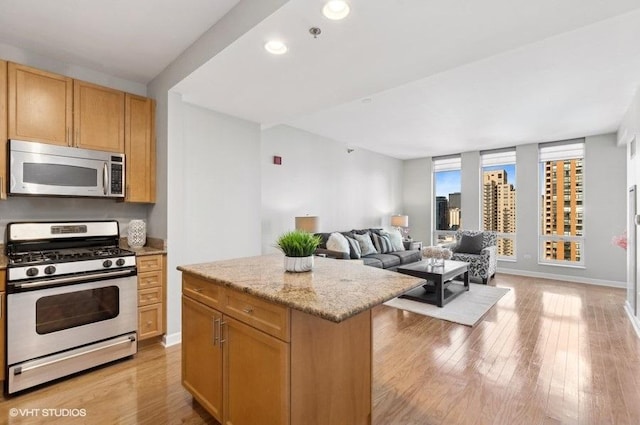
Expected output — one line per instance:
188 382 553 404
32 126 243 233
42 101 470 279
402 133 626 286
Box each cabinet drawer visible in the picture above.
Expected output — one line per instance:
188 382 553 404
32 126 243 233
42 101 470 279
183 274 223 311
137 254 162 272
138 287 162 306
224 289 290 342
138 270 162 290
139 304 163 340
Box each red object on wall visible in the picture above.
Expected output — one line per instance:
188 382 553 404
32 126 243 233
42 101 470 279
273 156 282 165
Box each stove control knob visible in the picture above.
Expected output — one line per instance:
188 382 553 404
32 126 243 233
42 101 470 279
44 266 56 275
26 267 39 277
103 260 113 268
116 258 125 266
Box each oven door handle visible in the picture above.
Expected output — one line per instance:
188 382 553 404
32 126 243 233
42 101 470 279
13 269 136 290
14 335 137 375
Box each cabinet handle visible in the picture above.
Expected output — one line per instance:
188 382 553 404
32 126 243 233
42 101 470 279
213 318 220 345
193 288 203 293
219 321 227 348
242 307 254 314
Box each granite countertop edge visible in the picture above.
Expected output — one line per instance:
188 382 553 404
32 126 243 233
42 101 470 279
178 257 426 323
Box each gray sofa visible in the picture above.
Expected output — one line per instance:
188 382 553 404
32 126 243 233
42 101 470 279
315 228 422 270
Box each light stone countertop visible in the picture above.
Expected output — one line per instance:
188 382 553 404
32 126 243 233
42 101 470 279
178 254 426 323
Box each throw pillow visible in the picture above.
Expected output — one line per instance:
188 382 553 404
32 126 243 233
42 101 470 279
384 228 405 251
344 236 362 259
326 232 350 254
456 233 484 255
354 232 378 256
371 233 393 254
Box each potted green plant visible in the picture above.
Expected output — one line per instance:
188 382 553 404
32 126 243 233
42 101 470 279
275 230 322 272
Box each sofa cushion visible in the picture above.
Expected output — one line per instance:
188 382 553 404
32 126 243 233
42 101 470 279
361 257 383 268
388 250 421 265
327 232 349 254
384 228 405 251
344 235 362 259
364 253 401 268
456 233 484 254
354 232 378 256
371 233 393 254
314 232 332 249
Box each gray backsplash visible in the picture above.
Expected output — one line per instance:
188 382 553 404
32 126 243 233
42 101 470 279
0 196 151 241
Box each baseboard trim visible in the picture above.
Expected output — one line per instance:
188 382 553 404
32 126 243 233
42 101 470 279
497 267 626 289
624 301 640 339
162 332 182 347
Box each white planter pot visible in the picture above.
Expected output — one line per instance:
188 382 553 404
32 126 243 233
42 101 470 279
284 256 314 273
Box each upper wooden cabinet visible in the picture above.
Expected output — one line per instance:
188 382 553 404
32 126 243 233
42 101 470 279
8 62 72 147
74 80 125 153
7 62 126 153
125 94 156 203
0 60 7 200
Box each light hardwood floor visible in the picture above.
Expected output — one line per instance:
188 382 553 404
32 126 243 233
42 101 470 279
1 274 639 425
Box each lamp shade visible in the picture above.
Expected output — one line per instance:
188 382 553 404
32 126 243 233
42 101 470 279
390 215 408 228
295 216 319 233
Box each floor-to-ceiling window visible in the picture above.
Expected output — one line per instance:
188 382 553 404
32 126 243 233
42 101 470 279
433 155 461 244
539 139 585 266
481 148 517 260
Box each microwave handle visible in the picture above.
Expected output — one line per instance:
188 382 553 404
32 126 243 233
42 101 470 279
103 162 108 196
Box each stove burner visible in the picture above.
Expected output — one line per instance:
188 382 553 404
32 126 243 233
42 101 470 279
9 247 134 265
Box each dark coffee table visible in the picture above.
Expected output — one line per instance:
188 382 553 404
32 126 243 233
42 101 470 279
396 260 469 307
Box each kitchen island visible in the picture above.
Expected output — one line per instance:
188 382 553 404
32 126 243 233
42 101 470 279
178 254 425 425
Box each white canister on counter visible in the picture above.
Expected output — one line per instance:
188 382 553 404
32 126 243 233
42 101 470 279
128 219 146 248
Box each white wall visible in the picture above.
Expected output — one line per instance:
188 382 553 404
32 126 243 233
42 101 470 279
165 95 262 339
619 86 640 332
402 134 626 286
147 0 289 240
402 158 432 244
261 125 404 253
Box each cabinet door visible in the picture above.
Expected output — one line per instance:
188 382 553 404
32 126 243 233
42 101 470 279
74 80 125 152
125 94 156 202
0 269 5 381
182 295 223 423
8 62 72 146
224 316 289 425
0 60 7 199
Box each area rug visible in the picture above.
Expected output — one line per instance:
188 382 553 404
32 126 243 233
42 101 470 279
383 283 510 326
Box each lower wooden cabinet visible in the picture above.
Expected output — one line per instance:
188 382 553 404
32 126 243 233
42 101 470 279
137 254 165 340
181 272 371 425
0 269 5 382
182 296 223 422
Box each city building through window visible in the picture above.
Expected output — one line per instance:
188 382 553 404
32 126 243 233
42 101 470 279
433 155 461 244
481 149 516 260
539 139 585 266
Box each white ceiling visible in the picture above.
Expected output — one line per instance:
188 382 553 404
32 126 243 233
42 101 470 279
2 0 640 159
0 0 240 83
174 0 640 159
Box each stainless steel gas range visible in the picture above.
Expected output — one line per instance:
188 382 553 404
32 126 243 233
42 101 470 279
5 220 138 394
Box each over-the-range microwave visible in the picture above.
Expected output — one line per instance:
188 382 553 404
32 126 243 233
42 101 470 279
8 139 125 198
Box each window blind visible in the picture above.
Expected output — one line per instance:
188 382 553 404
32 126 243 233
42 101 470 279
539 139 585 162
480 148 516 167
433 155 461 172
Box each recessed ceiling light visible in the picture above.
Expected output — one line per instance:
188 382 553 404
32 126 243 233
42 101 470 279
264 40 288 55
323 0 350 20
